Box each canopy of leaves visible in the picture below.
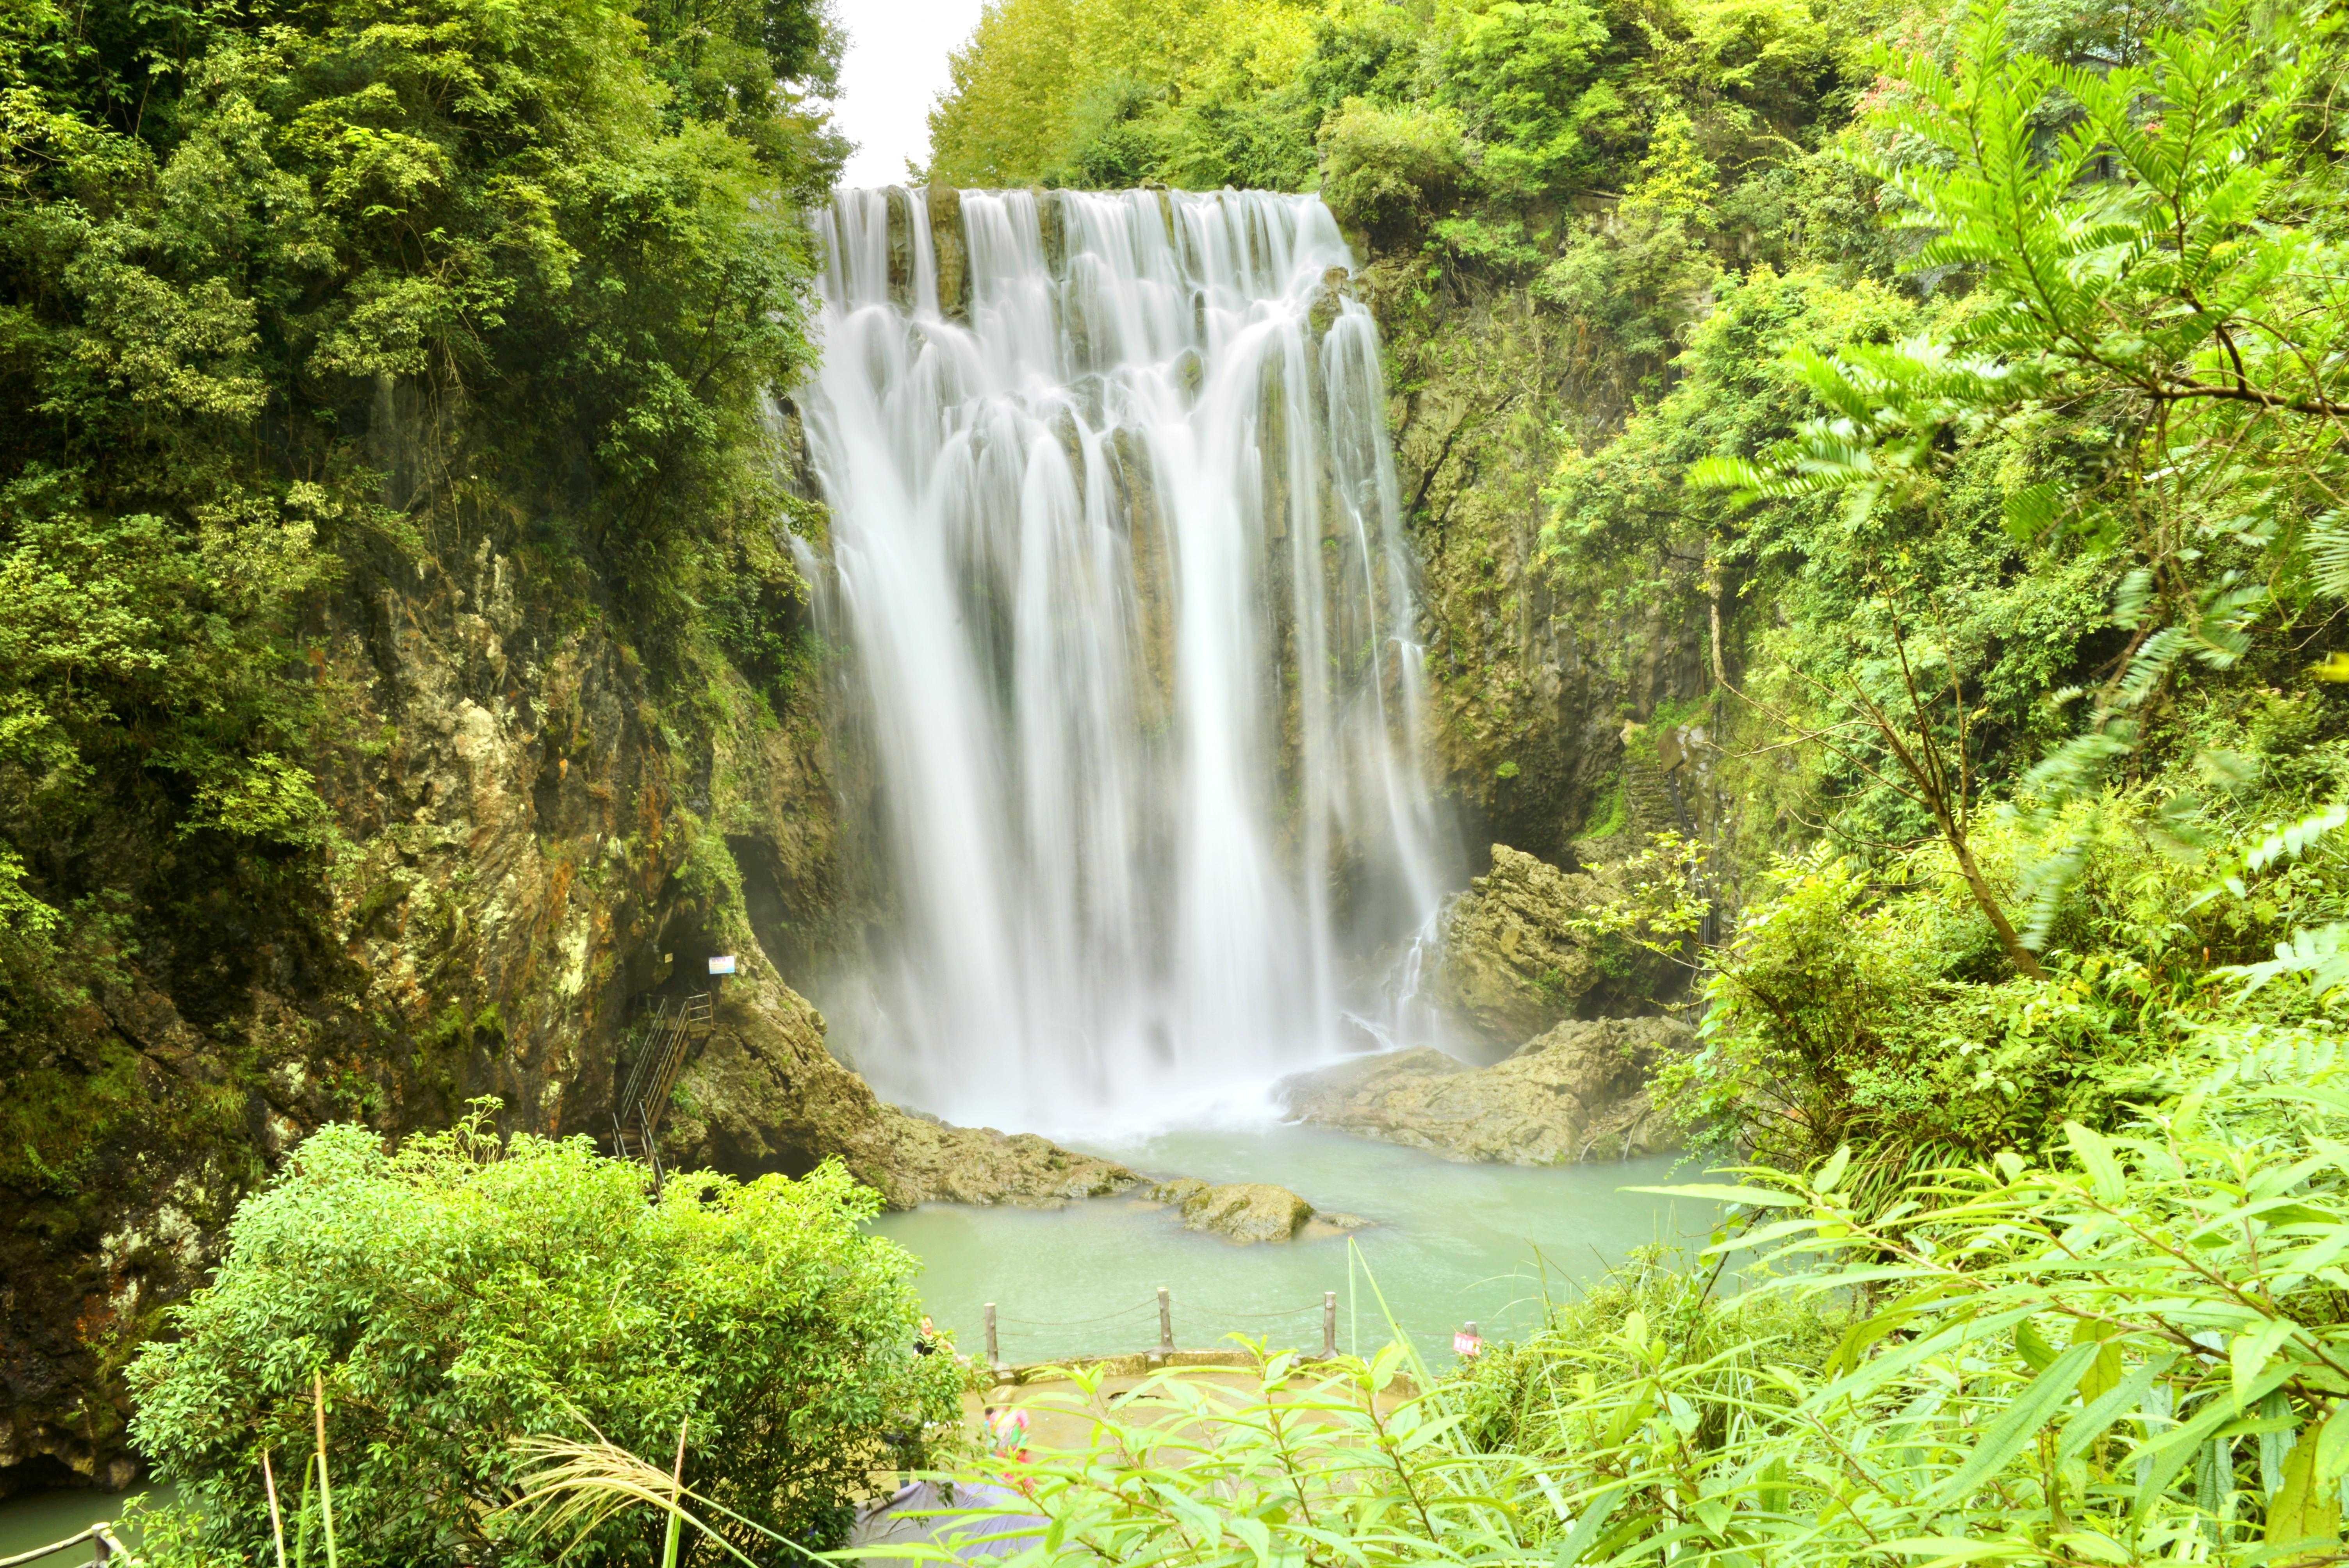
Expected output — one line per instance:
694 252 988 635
0 0 841 1032
129 1115 962 1562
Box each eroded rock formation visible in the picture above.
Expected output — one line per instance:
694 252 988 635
661 971 1141 1207
1431 845 1671 1049
1278 1016 1695 1165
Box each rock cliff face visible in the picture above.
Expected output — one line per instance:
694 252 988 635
1358 260 1733 883
1430 845 1671 1050
1278 1016 1695 1166
0 524 1113 1496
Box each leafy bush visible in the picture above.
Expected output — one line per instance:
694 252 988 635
1452 1243 1846 1462
128 1114 963 1563
1437 0 1611 194
1316 98 1470 243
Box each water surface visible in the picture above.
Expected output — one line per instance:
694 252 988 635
874 1124 1710 1366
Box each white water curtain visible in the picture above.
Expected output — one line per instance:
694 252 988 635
795 186 1444 1129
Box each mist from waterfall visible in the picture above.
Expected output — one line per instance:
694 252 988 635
792 186 1446 1131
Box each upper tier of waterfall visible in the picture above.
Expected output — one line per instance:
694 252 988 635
791 186 1447 1131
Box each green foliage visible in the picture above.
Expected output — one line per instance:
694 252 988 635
1452 1243 1847 1462
1316 97 1470 242
923 0 1324 187
1698 0 2349 882
0 0 840 1047
129 1112 963 1563
1436 0 1611 194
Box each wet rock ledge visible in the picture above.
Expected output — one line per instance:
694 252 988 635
1277 1016 1695 1166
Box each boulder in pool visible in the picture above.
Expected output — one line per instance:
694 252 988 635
1276 1016 1695 1165
1147 1179 1318 1244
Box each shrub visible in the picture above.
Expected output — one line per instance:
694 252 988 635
128 1113 962 1564
1316 97 1469 244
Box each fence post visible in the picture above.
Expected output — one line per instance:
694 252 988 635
91 1523 112 1564
984 1302 999 1368
1157 1286 1173 1354
1322 1292 1337 1360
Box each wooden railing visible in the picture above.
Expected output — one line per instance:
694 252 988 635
979 1287 1344 1374
972 1289 1490 1382
0 1522 135 1568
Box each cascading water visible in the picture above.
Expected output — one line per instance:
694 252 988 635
792 185 1447 1130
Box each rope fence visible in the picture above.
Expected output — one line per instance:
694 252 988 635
992 1299 1159 1330
974 1287 1485 1370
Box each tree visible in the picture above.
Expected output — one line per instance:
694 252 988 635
129 1114 964 1563
1699 0 2349 939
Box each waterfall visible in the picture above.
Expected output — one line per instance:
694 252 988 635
792 186 1445 1130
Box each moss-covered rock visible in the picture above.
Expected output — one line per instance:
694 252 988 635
657 965 1140 1207
1146 1179 1319 1244
1431 845 1664 1048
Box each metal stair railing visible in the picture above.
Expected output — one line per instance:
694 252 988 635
610 992 712 1182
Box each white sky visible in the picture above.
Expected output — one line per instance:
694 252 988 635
833 0 989 187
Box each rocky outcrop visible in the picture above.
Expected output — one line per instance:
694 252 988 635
1432 846 1656 1048
660 972 1141 1208
0 515 1108 1493
1277 1016 1695 1165
1141 1179 1363 1244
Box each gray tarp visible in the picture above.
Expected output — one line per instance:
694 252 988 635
848 1480 1050 1562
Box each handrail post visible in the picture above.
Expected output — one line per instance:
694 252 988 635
984 1302 999 1368
1157 1286 1173 1354
1322 1291 1337 1360
91 1522 112 1564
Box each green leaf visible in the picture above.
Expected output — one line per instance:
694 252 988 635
2139 1363 2301 1513
2317 1408 2349 1491
2235 1320 2299 1410
1828 1302 1919 1379
1926 1342 2099 1503
2070 1319 2125 1406
1551 1483 1624 1565
2269 1425 2343 1549
1624 1184 1805 1209
2055 1353 2176 1466
2064 1122 2124 1201
1870 1537 2039 1564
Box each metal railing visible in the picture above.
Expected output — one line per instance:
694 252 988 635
610 992 713 1184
